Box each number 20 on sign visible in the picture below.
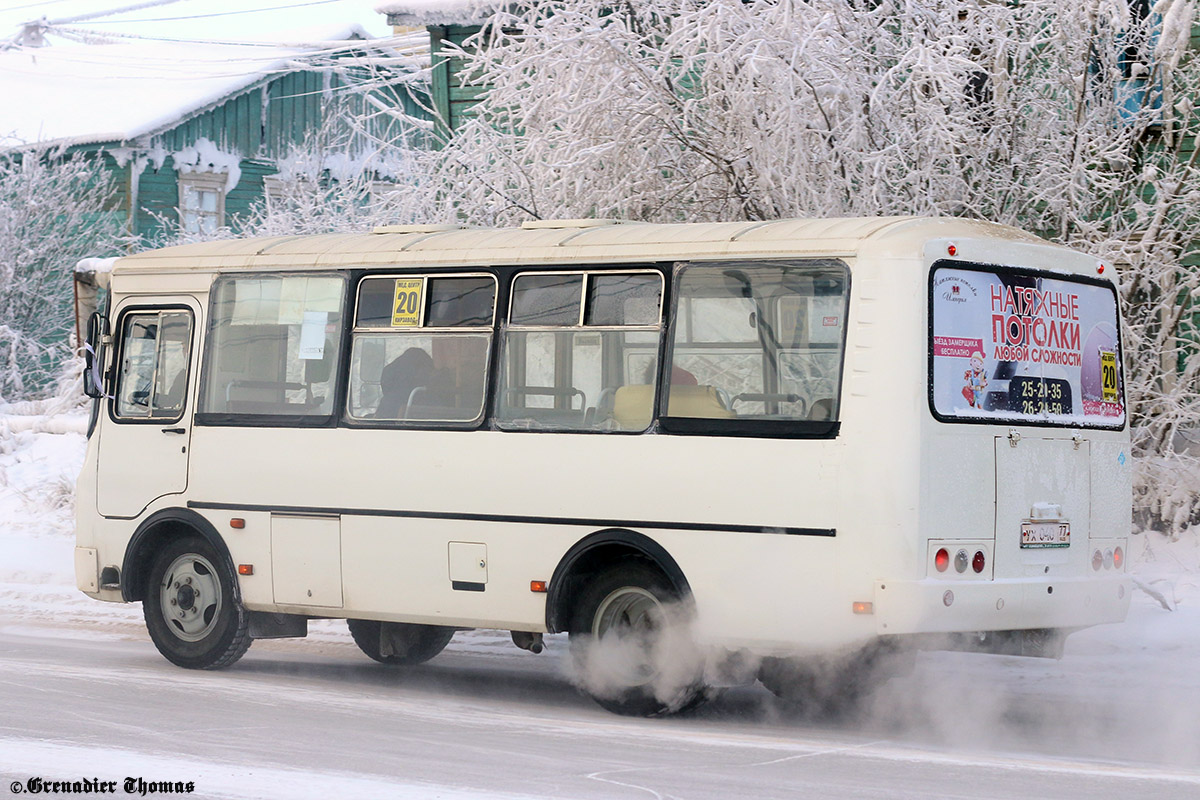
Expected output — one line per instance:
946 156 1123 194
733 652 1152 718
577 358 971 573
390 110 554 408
391 278 423 327
1100 351 1118 403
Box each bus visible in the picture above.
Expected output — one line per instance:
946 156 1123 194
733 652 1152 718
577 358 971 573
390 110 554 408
74 216 1132 716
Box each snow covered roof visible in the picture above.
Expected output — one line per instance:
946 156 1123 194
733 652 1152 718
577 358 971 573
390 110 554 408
377 1 513 26
0 24 382 150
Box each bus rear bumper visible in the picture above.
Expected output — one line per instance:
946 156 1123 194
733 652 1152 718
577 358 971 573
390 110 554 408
873 574 1132 636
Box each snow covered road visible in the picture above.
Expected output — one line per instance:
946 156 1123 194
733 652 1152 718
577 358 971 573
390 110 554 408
1 623 1198 800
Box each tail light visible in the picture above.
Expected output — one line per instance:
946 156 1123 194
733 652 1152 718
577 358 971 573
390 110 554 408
935 548 950 572
1113 546 1124 571
972 550 986 573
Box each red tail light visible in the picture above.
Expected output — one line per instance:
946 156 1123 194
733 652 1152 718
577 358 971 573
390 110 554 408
1113 546 1124 571
935 548 950 572
972 550 986 573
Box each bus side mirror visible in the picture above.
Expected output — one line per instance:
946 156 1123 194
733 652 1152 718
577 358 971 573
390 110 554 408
83 311 109 399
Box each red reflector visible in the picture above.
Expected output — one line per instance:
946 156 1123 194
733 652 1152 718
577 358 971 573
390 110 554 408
947 244 957 256
230 518 245 529
238 564 254 576
1093 550 1103 571
972 550 986 573
935 548 950 572
530 580 548 593
1113 546 1124 570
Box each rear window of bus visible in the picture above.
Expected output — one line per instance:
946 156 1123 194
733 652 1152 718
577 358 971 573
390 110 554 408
929 262 1125 429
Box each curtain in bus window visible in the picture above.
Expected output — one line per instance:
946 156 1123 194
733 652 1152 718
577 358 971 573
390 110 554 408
200 275 345 417
348 275 496 424
930 265 1125 428
496 271 663 432
668 262 848 424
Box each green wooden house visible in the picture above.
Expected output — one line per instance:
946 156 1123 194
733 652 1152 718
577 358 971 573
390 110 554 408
0 24 430 247
381 2 511 138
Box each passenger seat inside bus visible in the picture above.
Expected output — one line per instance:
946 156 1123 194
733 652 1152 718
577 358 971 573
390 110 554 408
611 384 735 430
809 398 834 421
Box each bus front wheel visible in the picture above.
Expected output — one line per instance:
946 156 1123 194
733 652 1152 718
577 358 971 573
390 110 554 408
346 619 455 665
143 536 251 670
568 562 705 717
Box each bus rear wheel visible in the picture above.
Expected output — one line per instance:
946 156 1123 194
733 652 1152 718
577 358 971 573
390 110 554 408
568 562 705 717
143 536 251 670
346 619 456 665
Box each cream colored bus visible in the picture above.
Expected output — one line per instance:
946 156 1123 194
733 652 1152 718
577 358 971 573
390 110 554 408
74 217 1132 716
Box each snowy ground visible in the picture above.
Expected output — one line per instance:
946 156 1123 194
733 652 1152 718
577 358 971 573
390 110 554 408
2 414 1199 798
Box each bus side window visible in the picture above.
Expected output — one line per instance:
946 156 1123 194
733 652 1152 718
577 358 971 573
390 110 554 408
113 310 193 421
496 271 663 432
199 275 346 419
667 261 848 427
346 275 496 425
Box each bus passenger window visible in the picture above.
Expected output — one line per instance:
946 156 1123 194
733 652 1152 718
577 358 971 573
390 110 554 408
199 275 345 419
496 271 663 432
347 275 496 424
667 261 848 429
114 310 193 421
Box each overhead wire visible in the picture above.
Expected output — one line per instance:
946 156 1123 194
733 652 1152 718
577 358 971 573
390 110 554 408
0 27 428 88
46 0 186 25
76 0 341 24
0 0 67 12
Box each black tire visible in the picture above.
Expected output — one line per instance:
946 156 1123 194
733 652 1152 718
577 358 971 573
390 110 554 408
143 536 251 670
347 619 456 665
568 561 705 717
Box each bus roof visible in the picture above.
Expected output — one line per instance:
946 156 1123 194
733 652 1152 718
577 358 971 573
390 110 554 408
113 216 1052 275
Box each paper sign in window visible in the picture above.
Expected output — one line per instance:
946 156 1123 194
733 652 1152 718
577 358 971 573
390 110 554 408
391 278 423 327
299 311 328 360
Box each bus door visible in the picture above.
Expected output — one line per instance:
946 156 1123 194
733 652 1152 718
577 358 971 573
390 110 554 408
97 298 201 518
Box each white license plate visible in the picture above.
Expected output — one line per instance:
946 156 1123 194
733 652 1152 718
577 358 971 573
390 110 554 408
1021 521 1070 548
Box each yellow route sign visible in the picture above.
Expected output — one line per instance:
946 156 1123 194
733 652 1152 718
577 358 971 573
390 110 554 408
1100 351 1118 403
391 278 423 327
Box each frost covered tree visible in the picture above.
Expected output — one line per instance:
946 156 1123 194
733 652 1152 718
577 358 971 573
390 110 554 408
0 152 123 402
357 0 1200 530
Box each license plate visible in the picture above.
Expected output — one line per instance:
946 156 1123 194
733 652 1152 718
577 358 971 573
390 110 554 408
1021 521 1070 548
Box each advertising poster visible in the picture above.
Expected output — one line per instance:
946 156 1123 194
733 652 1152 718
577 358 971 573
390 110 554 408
930 266 1124 427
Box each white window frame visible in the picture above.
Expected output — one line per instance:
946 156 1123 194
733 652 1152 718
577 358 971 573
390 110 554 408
178 172 227 234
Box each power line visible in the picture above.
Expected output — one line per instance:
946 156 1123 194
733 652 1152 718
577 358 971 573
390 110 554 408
0 31 428 80
47 0 186 26
77 0 342 25
0 1 66 13
49 23 390 51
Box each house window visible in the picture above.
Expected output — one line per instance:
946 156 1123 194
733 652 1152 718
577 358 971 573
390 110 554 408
178 173 226 234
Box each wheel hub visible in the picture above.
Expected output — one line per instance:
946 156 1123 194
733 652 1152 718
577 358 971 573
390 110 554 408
159 553 222 642
176 584 196 610
592 587 664 687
